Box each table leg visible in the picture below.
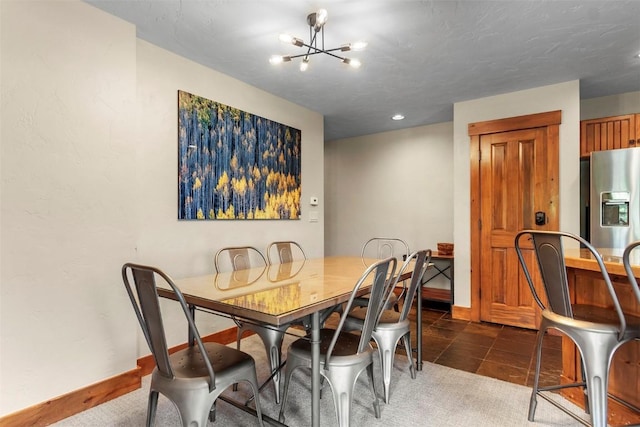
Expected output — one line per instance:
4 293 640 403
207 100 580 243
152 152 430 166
188 304 195 347
416 290 423 371
311 311 320 427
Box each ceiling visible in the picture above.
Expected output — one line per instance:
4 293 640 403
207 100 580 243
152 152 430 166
85 0 640 141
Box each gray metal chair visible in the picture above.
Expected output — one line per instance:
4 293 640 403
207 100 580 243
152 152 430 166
121 263 264 427
359 237 410 310
266 241 342 328
279 256 398 427
215 246 268 273
344 249 432 403
215 246 288 404
621 240 640 414
266 240 307 264
361 237 410 265
515 230 640 427
623 240 640 308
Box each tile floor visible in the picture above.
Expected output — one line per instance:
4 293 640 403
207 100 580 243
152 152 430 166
406 302 563 387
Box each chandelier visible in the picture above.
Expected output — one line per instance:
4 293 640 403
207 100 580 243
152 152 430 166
269 9 367 71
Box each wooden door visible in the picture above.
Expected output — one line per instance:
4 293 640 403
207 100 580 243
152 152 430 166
580 113 638 159
469 111 560 328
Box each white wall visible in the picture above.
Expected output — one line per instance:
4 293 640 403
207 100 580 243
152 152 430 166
1 0 137 415
325 82 582 309
453 80 581 307
136 39 325 278
581 91 640 120
0 0 324 416
326 122 454 255
325 122 454 288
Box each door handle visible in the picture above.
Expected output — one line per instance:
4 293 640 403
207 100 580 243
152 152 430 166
535 211 546 226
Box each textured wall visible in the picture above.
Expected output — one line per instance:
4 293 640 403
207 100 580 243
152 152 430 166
1 0 138 414
0 0 323 416
325 122 454 289
453 80 581 307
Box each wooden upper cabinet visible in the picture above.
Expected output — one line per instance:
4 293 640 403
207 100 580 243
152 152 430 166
580 113 639 159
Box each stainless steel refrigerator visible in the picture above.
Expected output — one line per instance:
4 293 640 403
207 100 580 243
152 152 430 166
590 147 640 248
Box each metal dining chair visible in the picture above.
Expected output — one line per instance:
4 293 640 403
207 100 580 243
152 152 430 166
278 256 398 427
266 240 307 264
361 237 410 265
121 263 264 427
214 246 288 404
215 246 268 273
623 240 640 308
344 249 432 403
515 230 640 427
359 237 411 310
621 240 640 413
266 240 342 328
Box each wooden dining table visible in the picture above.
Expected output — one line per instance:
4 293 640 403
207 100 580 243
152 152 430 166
157 256 401 427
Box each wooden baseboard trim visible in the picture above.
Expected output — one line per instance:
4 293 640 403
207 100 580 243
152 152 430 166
0 327 242 427
451 305 471 320
0 368 141 427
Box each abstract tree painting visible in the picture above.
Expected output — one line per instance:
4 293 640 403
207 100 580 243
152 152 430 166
178 90 301 220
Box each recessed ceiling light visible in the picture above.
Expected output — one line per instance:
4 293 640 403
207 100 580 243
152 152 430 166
392 114 405 121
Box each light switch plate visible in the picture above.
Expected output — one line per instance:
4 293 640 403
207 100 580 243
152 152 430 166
310 196 319 206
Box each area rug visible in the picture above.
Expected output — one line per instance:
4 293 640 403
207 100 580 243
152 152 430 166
54 333 588 426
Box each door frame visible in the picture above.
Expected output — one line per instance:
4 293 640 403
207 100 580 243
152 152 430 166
468 110 562 322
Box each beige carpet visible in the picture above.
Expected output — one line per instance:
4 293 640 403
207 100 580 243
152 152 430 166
54 333 589 426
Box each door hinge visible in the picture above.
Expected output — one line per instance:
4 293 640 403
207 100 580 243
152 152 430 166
478 219 482 230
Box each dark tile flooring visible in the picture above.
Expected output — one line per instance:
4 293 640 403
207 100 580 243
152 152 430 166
406 302 562 387
323 300 563 387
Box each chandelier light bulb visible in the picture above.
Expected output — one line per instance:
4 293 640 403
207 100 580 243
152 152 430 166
269 55 292 65
343 58 362 69
300 57 310 72
351 41 368 51
315 8 328 27
269 55 284 65
279 33 293 44
340 42 368 52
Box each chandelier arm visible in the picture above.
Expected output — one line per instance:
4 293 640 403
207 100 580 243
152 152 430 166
307 29 319 56
293 41 346 54
287 51 345 60
321 47 348 54
319 51 347 61
295 42 324 54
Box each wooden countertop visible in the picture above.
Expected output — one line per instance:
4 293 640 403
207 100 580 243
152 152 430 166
564 248 640 278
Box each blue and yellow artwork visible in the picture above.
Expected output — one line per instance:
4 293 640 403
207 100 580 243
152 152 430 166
178 90 301 220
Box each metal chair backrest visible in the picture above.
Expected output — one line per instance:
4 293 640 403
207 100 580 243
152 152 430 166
266 241 307 264
215 246 267 272
325 256 397 364
396 249 432 321
121 263 216 391
515 230 628 340
361 238 410 266
623 240 640 305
